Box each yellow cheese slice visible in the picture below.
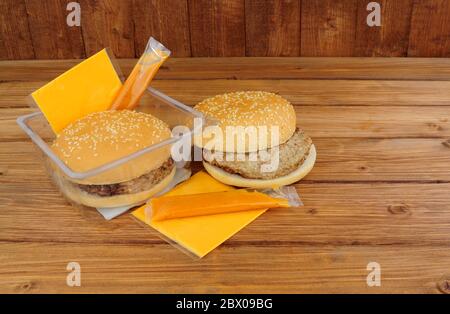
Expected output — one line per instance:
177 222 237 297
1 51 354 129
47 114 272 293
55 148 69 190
31 49 122 133
132 171 267 258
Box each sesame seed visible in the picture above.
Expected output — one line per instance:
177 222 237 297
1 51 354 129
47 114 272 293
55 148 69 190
51 110 171 166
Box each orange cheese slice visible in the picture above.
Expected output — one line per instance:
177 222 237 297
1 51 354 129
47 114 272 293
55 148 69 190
132 171 267 258
30 49 122 133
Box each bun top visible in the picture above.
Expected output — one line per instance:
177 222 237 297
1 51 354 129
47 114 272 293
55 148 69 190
52 110 172 184
194 91 296 152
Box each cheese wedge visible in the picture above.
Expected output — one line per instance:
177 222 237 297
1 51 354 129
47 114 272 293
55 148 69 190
30 49 122 133
132 171 267 258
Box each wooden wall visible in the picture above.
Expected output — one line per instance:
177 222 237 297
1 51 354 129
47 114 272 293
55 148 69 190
1 0 449 60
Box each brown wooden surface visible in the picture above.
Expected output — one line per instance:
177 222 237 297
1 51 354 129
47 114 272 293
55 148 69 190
24 0 85 59
80 0 135 58
408 0 450 57
188 0 246 57
2 57 450 81
354 0 413 57
0 0 35 60
245 0 301 57
0 57 450 293
301 0 358 57
1 0 450 59
133 0 191 57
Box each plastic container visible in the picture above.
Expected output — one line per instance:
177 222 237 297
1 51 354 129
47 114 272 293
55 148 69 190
16 87 204 209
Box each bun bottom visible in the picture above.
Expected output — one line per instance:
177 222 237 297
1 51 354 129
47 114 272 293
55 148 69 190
203 144 316 188
61 168 176 208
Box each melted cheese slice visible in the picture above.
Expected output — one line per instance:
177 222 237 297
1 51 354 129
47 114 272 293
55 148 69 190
132 171 267 258
31 49 122 133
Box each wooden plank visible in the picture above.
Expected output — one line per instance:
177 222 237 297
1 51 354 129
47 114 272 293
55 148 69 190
1 179 450 246
297 106 450 138
80 0 135 58
6 103 450 143
408 0 450 57
4 106 450 140
0 0 34 60
0 242 448 293
301 0 357 56
311 138 450 182
245 0 301 56
355 0 413 57
24 0 85 59
2 138 450 183
2 58 450 81
2 79 450 108
1 60 449 294
1 1 449 60
133 0 191 57
188 0 245 57
149 79 450 106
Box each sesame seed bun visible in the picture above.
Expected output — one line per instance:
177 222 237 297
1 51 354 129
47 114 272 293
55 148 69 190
52 110 172 185
194 91 296 153
203 145 316 189
58 167 176 208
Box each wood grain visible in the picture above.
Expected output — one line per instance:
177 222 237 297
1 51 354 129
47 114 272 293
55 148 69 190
3 79 450 108
408 0 450 57
80 0 135 58
0 0 34 60
2 0 450 59
355 0 413 57
1 180 450 246
24 0 85 59
147 79 450 106
188 0 246 56
1 58 450 293
2 58 450 81
245 0 301 56
301 0 357 56
296 106 450 138
0 243 448 293
2 138 450 183
133 0 191 57
4 106 450 140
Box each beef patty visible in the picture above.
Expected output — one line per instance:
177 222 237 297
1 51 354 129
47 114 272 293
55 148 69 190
204 128 312 180
76 158 174 197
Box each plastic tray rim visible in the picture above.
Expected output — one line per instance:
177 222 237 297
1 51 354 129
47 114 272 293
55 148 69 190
17 88 204 180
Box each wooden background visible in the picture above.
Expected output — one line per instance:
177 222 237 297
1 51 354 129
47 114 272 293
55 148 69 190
1 0 449 60
1 57 450 293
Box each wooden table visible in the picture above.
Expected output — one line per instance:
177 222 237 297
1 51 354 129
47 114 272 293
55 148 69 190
1 58 449 294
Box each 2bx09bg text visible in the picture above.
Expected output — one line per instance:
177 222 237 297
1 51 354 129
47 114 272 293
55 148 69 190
220 298 272 309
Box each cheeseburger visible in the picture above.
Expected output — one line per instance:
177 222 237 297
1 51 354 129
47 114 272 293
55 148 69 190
194 91 316 188
51 110 175 208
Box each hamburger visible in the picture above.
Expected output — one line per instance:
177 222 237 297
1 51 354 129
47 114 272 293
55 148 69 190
194 91 316 188
51 110 175 208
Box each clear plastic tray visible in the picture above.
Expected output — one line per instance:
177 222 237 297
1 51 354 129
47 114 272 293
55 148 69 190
16 87 204 208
